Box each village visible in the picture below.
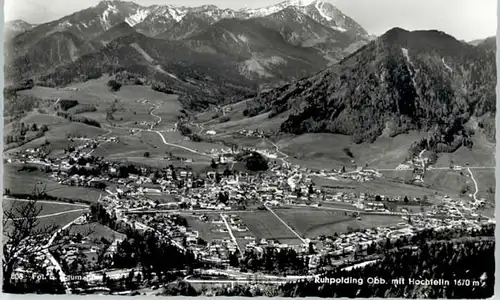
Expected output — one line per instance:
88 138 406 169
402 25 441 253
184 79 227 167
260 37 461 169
3 132 495 290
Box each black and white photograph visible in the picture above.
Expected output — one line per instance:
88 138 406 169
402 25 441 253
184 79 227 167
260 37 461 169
2 0 497 298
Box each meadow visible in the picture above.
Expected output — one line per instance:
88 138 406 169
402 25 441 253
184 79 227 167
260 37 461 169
311 175 448 199
184 215 229 242
4 165 102 203
237 211 303 245
272 208 355 238
69 222 126 242
3 198 88 233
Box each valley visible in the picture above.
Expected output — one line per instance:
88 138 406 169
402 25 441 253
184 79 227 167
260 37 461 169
2 0 496 298
3 76 495 297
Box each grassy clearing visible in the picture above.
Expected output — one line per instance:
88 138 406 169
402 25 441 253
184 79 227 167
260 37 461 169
69 222 126 242
185 216 229 242
21 77 183 131
3 210 85 235
3 199 87 216
304 213 404 238
277 132 424 170
435 133 495 168
18 86 102 102
421 169 470 196
207 112 286 135
237 211 302 244
273 208 354 238
97 132 213 165
312 175 448 199
469 169 495 202
5 118 107 155
4 165 102 203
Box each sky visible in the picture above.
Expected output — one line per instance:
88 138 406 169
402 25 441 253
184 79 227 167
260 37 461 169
3 0 497 41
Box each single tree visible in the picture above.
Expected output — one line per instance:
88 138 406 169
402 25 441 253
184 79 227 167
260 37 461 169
3 185 64 292
107 79 122 92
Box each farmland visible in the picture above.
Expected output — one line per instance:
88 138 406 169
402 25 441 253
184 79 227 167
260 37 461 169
311 175 449 199
468 169 495 202
3 198 88 217
237 210 303 245
69 222 126 242
4 165 103 203
3 198 88 233
184 215 229 242
273 207 404 239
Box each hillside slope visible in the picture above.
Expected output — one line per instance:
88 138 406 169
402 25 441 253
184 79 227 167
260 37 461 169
248 28 496 152
35 33 257 109
187 18 329 81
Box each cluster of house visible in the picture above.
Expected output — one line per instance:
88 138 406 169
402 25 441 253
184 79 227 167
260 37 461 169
396 153 429 182
314 215 492 265
6 132 494 282
235 129 267 138
313 167 383 183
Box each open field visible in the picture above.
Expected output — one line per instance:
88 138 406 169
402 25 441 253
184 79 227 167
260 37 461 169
18 76 182 129
277 132 426 170
95 132 213 167
4 110 107 154
273 208 354 238
312 175 449 199
274 207 404 238
68 77 183 129
3 198 88 217
434 133 495 168
185 216 230 242
237 211 303 245
69 222 126 242
4 165 102 203
2 199 85 231
468 169 495 202
422 169 470 196
305 212 403 238
207 112 287 135
193 98 253 124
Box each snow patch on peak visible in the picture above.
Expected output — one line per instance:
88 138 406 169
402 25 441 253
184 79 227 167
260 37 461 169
58 20 72 28
167 7 186 22
283 0 318 7
101 4 119 29
315 1 332 21
126 9 150 26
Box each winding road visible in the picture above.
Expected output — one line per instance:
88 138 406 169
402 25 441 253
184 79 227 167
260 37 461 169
100 101 214 158
467 167 480 202
149 130 212 157
266 138 289 166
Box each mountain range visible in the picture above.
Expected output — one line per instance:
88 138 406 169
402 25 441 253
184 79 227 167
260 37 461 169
247 28 496 150
4 1 495 150
4 20 37 39
5 0 368 77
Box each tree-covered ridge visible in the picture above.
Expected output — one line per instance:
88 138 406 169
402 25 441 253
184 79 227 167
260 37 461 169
249 28 495 150
278 239 494 298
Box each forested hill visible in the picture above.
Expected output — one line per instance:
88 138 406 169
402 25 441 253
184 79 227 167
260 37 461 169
248 28 496 151
278 238 494 298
